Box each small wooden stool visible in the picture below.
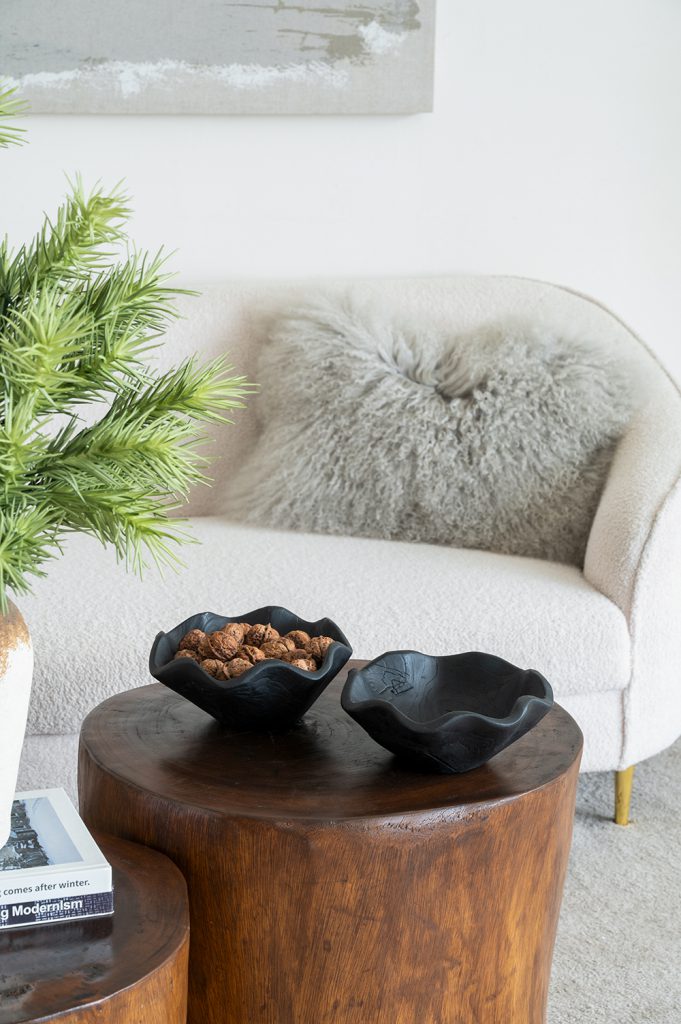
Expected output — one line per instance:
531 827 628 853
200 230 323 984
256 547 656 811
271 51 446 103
0 833 189 1024
79 662 582 1024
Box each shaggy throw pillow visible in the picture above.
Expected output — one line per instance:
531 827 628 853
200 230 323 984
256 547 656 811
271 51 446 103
226 298 632 565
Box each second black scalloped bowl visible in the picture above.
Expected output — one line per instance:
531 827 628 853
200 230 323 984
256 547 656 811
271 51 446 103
341 650 553 773
149 606 352 732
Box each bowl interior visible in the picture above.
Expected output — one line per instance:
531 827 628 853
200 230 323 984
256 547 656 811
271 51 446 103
348 651 548 724
151 605 350 677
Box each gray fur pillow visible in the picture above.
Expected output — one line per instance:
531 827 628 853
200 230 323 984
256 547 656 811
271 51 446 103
226 298 632 565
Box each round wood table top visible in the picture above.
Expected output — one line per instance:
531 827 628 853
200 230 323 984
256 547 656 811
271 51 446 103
79 661 582 822
0 833 189 1024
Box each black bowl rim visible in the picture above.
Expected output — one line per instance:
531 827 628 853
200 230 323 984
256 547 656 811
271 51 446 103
341 650 553 733
149 605 352 689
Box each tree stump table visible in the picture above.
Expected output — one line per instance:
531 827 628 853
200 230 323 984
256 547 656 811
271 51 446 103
78 662 582 1024
0 833 189 1024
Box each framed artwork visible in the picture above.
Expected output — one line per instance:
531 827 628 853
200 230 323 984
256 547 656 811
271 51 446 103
2 1 436 115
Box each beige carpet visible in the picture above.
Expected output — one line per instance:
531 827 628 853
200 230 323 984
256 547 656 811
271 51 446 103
551 739 681 1023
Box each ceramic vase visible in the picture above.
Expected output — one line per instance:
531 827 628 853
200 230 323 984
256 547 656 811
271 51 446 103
0 600 33 847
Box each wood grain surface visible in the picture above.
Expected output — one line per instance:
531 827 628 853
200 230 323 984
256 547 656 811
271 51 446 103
79 662 582 1024
0 833 189 1024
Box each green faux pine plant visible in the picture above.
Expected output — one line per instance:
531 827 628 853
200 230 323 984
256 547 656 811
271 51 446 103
0 85 25 149
0 87 253 611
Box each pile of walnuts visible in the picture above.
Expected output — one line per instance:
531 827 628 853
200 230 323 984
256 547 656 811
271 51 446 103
174 622 335 680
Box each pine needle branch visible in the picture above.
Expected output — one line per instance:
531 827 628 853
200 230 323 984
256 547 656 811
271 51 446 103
0 166 255 612
0 84 26 149
43 486 192 576
0 504 62 601
1 179 131 313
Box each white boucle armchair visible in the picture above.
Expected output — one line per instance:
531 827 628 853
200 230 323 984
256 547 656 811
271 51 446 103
17 275 681 825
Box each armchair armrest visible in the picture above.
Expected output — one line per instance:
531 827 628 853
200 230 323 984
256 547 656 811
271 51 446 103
584 376 681 767
584 382 681 619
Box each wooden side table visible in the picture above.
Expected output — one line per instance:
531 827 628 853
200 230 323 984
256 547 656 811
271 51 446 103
79 662 582 1024
0 833 189 1024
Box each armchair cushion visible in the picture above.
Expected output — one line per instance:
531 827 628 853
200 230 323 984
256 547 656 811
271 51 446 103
20 519 630 739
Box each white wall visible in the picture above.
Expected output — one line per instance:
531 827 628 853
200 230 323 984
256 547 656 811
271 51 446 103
2 0 680 377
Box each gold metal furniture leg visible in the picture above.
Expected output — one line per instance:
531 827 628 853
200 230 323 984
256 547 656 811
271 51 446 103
615 766 635 826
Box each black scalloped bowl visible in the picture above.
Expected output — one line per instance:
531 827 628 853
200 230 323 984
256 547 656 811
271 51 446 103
341 650 553 773
149 606 352 732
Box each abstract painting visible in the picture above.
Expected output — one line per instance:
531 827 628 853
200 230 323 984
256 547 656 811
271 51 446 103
1 1 436 114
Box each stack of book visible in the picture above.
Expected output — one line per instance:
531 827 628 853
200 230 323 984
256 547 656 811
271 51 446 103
0 788 113 930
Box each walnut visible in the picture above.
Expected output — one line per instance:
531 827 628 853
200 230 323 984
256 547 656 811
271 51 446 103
198 634 213 659
178 628 205 652
174 649 201 662
288 656 317 672
200 631 239 661
227 657 252 678
221 622 247 644
286 630 310 648
245 623 280 646
283 648 309 663
200 659 228 679
260 639 293 659
306 636 334 662
238 645 265 665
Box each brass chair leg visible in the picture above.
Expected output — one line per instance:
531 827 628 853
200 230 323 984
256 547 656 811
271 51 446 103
615 766 635 826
